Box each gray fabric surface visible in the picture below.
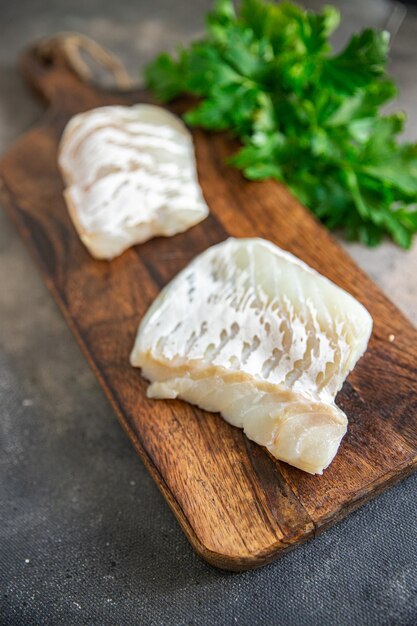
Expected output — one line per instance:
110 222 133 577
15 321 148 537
0 1 416 624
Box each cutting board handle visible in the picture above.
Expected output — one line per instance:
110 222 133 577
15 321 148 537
19 33 134 107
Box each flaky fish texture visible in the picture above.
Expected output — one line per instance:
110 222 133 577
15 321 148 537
58 104 209 259
130 238 373 474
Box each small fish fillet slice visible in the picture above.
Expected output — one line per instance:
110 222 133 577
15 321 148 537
58 104 209 259
130 238 373 474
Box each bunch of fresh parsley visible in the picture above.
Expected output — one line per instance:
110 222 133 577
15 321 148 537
145 0 417 248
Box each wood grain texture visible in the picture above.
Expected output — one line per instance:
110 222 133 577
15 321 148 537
0 40 416 571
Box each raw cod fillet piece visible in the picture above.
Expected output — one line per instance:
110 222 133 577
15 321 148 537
130 238 373 474
58 104 209 259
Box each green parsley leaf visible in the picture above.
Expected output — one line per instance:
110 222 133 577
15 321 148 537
144 0 417 248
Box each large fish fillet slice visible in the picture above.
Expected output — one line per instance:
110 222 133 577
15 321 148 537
130 238 373 474
58 105 209 259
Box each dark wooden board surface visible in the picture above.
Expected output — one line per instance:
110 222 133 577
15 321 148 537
1 40 416 571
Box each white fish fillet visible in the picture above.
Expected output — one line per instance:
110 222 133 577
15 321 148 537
130 238 373 474
58 104 209 259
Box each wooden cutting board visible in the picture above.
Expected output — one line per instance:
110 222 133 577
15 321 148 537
1 37 416 571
